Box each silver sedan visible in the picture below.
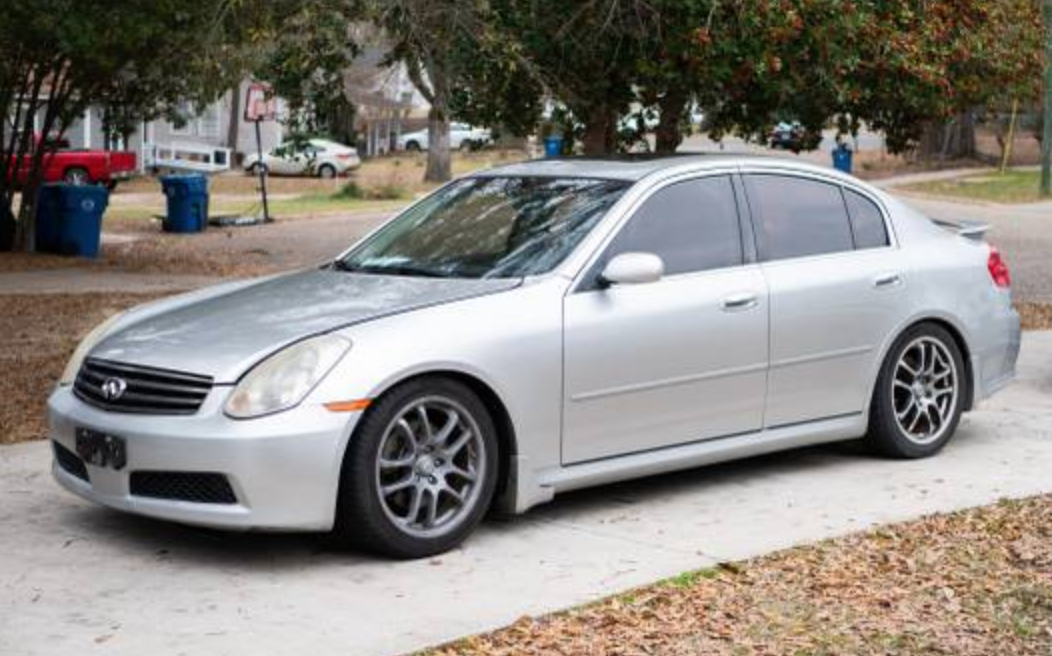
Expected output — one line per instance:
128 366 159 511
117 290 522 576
49 156 1020 558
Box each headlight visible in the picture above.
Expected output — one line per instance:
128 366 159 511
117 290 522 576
59 312 126 386
224 334 351 419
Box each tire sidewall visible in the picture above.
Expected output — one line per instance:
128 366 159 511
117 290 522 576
335 378 499 558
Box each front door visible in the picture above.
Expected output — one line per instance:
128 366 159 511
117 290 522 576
562 175 769 464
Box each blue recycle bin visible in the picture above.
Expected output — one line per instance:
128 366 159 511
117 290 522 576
160 175 209 233
543 136 564 158
34 183 109 257
832 144 853 174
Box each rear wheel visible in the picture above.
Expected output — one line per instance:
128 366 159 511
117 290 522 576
317 163 337 179
866 323 965 458
331 378 498 558
405 141 421 152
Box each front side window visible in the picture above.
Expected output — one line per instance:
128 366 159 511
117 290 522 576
600 176 743 277
337 176 630 278
745 174 854 261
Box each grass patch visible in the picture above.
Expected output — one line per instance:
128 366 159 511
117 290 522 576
903 169 1046 204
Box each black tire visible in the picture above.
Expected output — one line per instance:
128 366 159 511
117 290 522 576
331 377 499 558
405 141 421 152
248 162 268 176
317 163 337 179
63 167 89 185
866 323 966 459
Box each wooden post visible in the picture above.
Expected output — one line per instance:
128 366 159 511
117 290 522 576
1001 99 1019 175
1042 0 1052 196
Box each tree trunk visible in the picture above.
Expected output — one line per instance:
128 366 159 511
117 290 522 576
655 89 687 154
581 107 617 155
917 112 978 161
425 104 451 182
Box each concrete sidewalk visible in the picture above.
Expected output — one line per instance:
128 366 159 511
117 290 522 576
2 332 1050 656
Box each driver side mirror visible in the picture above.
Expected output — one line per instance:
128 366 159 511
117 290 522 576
598 252 664 287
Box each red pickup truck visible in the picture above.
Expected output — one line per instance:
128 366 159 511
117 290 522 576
10 137 137 189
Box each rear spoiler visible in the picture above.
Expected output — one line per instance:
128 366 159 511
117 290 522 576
932 219 990 241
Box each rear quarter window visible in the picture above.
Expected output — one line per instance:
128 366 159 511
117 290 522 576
844 189 890 249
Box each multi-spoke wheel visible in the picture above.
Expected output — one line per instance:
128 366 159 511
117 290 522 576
375 398 486 538
867 324 966 458
332 378 498 558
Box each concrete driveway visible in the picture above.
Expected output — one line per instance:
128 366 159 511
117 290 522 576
2 332 1051 656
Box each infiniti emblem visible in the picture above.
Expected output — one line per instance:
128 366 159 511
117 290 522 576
101 377 127 401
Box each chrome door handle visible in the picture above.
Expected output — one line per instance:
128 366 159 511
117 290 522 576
873 272 902 289
721 292 759 312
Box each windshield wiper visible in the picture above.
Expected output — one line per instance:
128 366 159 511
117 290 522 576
331 260 447 278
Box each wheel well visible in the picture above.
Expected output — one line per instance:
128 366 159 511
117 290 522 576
906 318 975 411
377 371 518 499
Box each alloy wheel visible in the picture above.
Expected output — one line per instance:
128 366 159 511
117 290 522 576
891 336 958 445
374 396 486 539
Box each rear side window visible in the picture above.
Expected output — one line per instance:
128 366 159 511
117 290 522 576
603 176 743 276
844 189 889 249
745 174 854 260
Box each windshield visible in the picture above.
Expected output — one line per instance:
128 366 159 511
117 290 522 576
336 176 630 278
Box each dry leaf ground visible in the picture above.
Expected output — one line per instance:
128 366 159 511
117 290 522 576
0 292 166 444
429 496 1052 656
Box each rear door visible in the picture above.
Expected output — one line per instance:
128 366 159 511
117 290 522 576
742 171 907 427
562 174 769 463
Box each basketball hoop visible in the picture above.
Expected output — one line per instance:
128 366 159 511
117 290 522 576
244 83 277 122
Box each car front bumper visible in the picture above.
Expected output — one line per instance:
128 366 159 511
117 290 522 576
48 386 358 531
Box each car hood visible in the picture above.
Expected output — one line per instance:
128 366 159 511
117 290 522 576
91 269 520 383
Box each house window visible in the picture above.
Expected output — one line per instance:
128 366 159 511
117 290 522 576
198 104 221 138
170 102 194 137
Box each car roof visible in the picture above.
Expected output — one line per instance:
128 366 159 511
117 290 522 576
474 154 852 184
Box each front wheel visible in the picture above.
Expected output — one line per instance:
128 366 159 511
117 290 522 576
331 378 499 558
866 323 966 458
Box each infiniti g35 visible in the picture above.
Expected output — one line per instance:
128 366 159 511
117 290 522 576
49 156 1021 558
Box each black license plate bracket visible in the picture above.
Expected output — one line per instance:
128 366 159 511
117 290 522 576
75 428 127 470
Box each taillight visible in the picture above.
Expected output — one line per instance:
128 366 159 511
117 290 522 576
988 246 1011 288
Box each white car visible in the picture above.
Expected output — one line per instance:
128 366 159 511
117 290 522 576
243 138 361 178
397 123 492 151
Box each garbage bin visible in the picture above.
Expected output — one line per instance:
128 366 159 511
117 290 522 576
832 143 853 174
543 136 564 158
34 183 109 257
160 174 209 233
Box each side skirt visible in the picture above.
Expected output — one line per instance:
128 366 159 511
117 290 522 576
514 413 866 511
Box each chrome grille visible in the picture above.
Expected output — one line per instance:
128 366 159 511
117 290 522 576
74 358 213 415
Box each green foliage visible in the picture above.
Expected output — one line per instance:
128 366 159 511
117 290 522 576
254 0 361 139
334 179 405 200
467 0 1043 155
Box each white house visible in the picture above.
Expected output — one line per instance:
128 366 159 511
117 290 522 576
59 80 286 173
